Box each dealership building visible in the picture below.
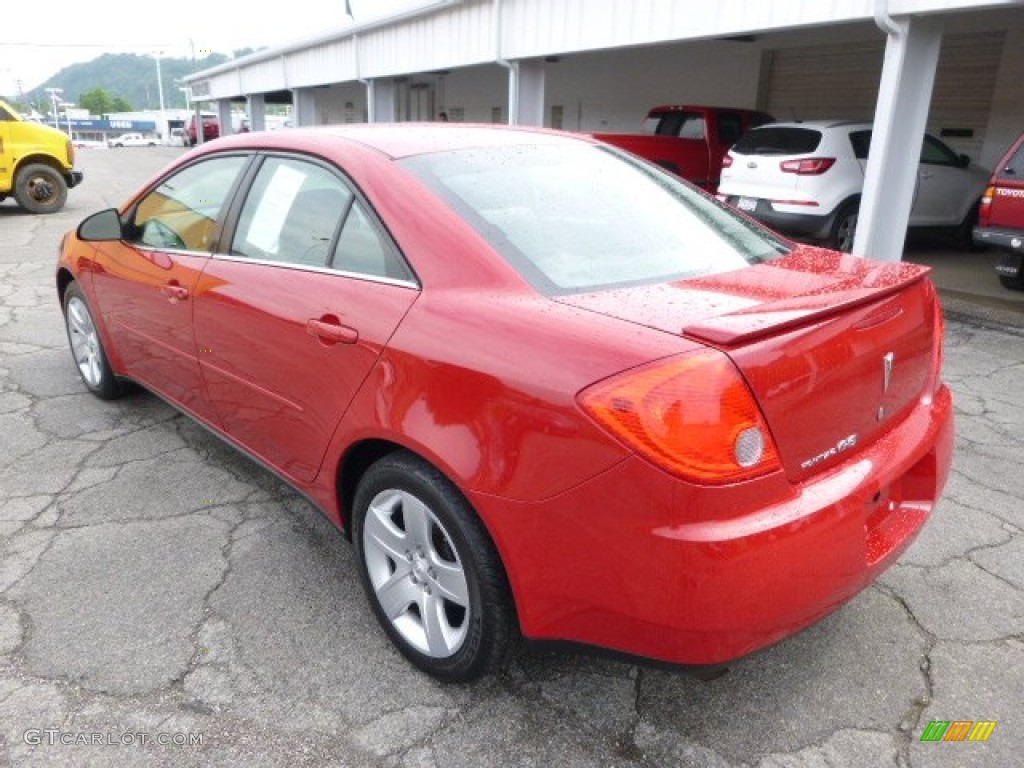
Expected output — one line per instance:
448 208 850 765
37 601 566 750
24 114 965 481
184 0 1024 261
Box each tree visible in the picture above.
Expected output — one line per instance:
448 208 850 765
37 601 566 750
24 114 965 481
110 96 133 112
79 87 114 116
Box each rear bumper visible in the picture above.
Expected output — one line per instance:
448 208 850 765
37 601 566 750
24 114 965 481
973 225 1024 252
476 385 953 666
721 195 836 241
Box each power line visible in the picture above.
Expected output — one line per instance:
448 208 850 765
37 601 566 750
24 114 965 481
0 42 184 49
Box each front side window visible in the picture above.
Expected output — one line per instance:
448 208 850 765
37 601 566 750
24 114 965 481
401 143 787 295
920 135 960 167
232 157 353 268
717 113 744 148
130 155 247 251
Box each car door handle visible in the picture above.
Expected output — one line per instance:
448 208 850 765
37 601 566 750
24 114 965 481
307 318 359 345
160 284 190 301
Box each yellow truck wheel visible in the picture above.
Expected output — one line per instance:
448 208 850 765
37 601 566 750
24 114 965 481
14 163 68 214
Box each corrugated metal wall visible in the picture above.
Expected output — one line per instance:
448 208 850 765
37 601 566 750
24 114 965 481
359 1 495 78
288 40 357 89
501 0 873 59
237 58 286 96
759 30 1005 159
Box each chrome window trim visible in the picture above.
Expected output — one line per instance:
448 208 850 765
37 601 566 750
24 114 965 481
210 251 420 290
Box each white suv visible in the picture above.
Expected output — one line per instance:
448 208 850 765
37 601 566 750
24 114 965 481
717 120 989 252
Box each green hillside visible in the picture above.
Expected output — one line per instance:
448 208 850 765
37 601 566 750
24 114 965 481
14 50 255 115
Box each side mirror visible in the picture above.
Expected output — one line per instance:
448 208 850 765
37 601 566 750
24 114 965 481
77 208 124 241
958 153 971 168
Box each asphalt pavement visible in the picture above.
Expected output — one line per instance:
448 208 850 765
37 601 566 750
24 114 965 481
0 146 1021 767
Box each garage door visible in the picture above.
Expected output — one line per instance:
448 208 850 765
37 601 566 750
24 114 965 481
758 31 1004 161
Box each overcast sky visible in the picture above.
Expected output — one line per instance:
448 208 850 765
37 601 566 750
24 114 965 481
1 0 422 97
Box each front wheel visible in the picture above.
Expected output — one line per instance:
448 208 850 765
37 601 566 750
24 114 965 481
62 282 125 400
352 452 516 682
955 201 986 252
828 203 859 253
999 273 1024 291
14 163 68 214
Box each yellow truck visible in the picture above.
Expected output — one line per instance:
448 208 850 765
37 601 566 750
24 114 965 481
0 99 83 213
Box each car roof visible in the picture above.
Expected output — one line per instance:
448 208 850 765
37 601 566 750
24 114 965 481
207 123 596 160
749 120 872 131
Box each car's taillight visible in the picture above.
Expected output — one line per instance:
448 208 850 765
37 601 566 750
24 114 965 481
578 350 782 485
978 185 995 227
66 139 75 165
722 153 733 168
780 157 836 175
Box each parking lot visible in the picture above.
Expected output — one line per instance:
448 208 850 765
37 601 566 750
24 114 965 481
1 146 1021 767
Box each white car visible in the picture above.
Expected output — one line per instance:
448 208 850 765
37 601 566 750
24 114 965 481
108 133 158 148
717 120 990 252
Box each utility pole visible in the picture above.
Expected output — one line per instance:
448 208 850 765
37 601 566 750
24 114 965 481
154 51 167 143
45 87 63 129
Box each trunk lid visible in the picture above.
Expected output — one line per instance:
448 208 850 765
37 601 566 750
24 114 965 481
556 248 938 483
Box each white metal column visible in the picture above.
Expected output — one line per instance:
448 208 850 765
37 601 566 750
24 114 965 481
367 79 397 123
247 93 266 132
503 60 545 126
853 16 943 262
517 59 545 126
292 88 317 127
216 99 234 137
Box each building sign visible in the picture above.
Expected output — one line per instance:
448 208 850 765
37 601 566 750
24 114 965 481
67 119 157 132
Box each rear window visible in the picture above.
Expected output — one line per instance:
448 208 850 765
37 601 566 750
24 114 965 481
400 143 787 296
732 127 822 156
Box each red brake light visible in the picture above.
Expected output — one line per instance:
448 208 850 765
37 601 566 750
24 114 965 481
722 153 733 168
780 158 836 175
978 185 995 227
578 350 781 484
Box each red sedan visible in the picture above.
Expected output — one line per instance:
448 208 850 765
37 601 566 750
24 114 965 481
57 125 953 682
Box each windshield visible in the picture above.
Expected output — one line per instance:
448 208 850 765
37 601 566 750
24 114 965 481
400 144 787 295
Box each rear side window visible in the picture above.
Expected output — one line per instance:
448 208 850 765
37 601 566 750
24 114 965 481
648 111 705 140
232 157 352 268
997 138 1024 181
849 131 872 160
732 127 822 156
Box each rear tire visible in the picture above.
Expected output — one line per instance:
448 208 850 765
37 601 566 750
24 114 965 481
352 451 516 682
828 203 859 253
14 163 68 214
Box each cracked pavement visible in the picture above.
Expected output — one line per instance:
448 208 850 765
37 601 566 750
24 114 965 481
1 148 1021 766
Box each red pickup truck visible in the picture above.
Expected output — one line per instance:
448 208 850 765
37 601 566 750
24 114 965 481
593 106 773 190
973 129 1024 290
